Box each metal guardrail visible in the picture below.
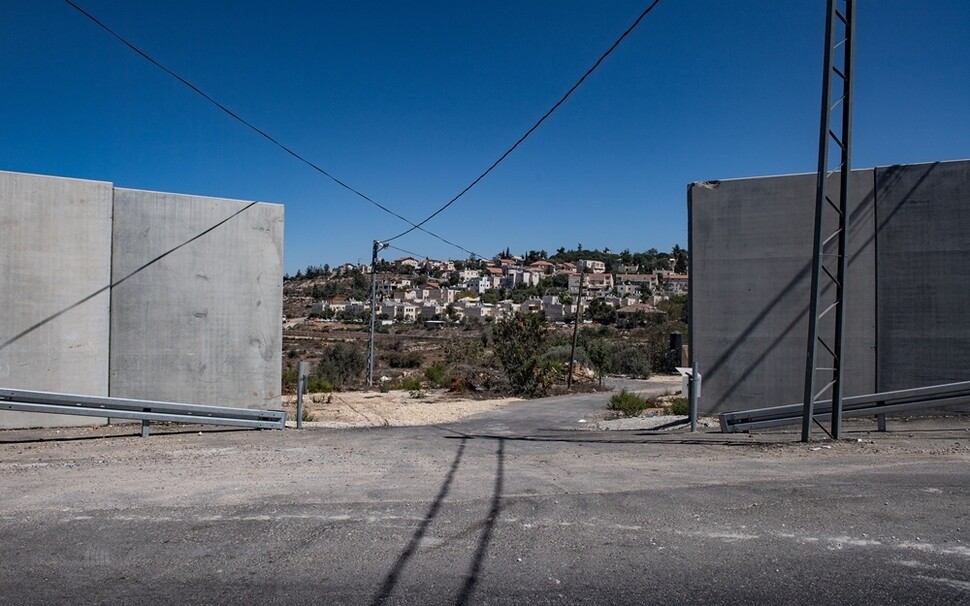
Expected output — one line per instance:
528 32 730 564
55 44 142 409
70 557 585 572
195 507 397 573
720 381 970 433
0 387 286 437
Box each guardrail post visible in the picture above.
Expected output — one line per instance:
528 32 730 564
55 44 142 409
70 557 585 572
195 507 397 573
296 360 306 429
689 361 698 432
141 419 150 438
877 413 886 432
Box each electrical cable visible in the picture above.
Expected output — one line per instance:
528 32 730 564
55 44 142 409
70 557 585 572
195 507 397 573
385 244 430 261
381 0 664 243
62 0 480 259
385 244 486 273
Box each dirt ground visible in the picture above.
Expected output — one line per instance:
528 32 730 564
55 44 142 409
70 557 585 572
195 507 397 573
281 389 524 428
280 375 688 429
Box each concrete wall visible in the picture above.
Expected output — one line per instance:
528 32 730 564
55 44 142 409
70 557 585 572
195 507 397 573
109 189 283 407
0 170 284 428
0 171 114 428
690 159 969 414
875 161 970 391
688 171 876 414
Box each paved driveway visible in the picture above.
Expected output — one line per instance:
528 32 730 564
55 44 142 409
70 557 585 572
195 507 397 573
447 377 680 435
1 394 969 605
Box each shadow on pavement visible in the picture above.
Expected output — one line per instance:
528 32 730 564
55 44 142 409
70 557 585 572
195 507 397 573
0 425 253 444
371 437 468 605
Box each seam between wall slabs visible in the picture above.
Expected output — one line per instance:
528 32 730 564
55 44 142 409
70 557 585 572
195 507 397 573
872 167 879 393
106 185 115 401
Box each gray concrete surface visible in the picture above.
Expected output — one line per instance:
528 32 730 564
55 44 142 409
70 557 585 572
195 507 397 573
1 397 969 605
0 170 285 428
109 188 284 408
688 169 876 414
0 171 113 428
875 161 970 391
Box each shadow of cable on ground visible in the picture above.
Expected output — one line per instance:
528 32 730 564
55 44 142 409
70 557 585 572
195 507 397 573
454 438 504 606
370 437 469 604
370 435 506 606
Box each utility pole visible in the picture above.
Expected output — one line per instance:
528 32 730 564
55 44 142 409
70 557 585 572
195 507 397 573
567 267 586 389
801 0 855 442
296 360 306 429
366 240 388 387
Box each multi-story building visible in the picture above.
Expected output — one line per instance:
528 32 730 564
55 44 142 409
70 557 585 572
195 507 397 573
381 301 419 322
577 259 606 273
661 273 689 294
457 268 482 282
568 272 614 295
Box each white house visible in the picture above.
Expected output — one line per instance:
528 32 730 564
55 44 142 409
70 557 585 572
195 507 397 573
394 257 420 270
569 272 614 295
661 273 689 294
458 268 481 282
381 301 419 322
577 259 606 273
468 277 493 294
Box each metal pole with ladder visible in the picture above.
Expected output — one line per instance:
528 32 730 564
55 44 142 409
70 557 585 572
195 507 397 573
366 240 388 387
802 0 855 442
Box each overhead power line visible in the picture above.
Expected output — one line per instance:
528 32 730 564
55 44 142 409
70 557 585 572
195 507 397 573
382 0 664 243
385 244 429 260
62 0 482 259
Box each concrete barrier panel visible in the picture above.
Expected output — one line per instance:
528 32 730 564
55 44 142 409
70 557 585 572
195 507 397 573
876 161 970 391
689 170 876 414
109 189 283 409
0 171 113 428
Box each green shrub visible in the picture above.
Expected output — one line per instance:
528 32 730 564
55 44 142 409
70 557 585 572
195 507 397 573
541 345 589 367
399 377 422 391
492 313 555 397
382 350 422 368
609 389 651 417
283 368 332 394
424 362 449 388
668 397 689 416
315 342 366 388
610 345 651 379
444 338 486 365
281 368 298 394
306 376 333 393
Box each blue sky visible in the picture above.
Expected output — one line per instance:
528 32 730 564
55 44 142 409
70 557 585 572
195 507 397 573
2 1 968 275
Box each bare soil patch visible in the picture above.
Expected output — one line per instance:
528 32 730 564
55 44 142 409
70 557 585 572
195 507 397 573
281 389 521 428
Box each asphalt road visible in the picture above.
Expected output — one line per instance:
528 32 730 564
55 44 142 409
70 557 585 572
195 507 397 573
1 393 969 605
